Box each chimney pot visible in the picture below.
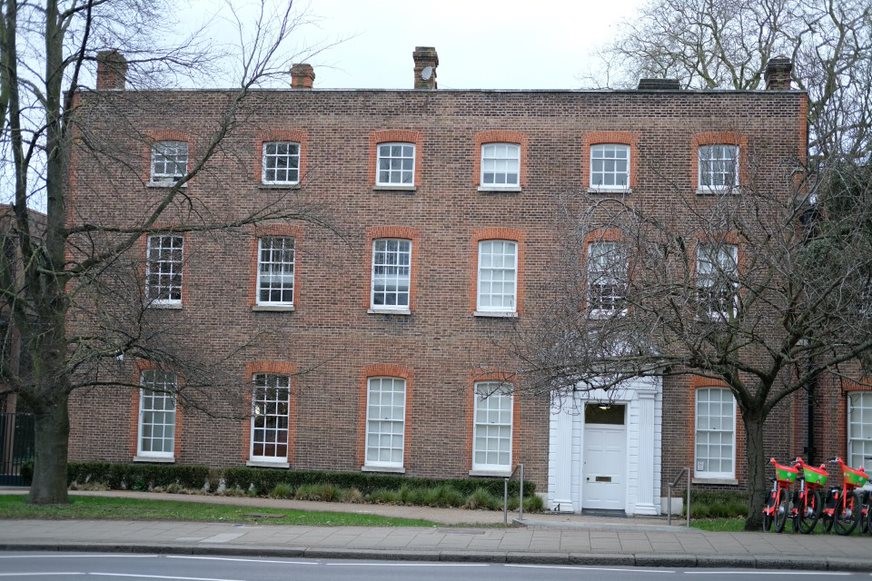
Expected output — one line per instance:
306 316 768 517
291 63 315 89
96 50 127 90
412 46 438 90
765 56 792 90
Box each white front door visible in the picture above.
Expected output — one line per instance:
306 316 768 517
582 405 627 510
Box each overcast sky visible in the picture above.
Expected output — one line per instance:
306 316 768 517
187 0 646 90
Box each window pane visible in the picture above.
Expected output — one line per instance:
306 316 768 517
365 377 406 467
139 371 177 457
146 235 183 304
481 143 520 187
590 144 630 189
694 388 735 478
376 142 415 186
151 141 188 182
696 244 738 319
262 141 300 184
372 239 411 309
250 374 291 460
257 237 295 305
699 145 738 188
477 240 517 312
473 382 513 470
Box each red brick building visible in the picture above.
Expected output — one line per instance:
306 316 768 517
66 47 825 514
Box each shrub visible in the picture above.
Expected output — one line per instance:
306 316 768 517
687 490 747 518
345 487 365 503
270 483 294 499
67 463 209 490
465 487 500 510
422 484 465 508
368 488 401 504
524 494 545 513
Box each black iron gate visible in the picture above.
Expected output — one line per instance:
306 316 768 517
0 412 34 486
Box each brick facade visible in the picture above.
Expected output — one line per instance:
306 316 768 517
66 56 823 504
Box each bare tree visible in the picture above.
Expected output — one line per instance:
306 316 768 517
513 165 872 530
0 0 338 504
602 0 872 162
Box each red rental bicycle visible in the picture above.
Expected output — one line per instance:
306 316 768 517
791 457 828 534
820 457 869 535
762 457 797 532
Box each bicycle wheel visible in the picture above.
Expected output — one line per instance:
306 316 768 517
774 490 791 533
762 489 777 532
798 489 822 534
833 491 861 535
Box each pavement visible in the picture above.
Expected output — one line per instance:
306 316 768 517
2 488 872 571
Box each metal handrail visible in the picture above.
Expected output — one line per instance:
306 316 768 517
667 467 691 526
503 463 525 526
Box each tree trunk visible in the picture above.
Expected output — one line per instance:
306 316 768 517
28 391 69 504
743 409 767 530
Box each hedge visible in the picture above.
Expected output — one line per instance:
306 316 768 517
67 462 209 491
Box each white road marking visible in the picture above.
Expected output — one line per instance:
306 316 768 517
89 574 244 581
167 556 316 565
507 564 674 573
0 555 156 559
326 562 490 567
689 572 851 576
0 574 83 577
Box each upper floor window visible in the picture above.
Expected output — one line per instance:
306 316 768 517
365 377 406 469
371 239 411 312
257 237 295 307
250 373 291 463
472 382 513 473
137 370 177 459
477 240 517 315
150 141 188 184
694 387 736 480
481 143 520 188
588 241 627 317
590 144 630 190
698 145 738 190
377 143 415 186
262 142 300 185
848 392 872 472
146 234 183 306
696 243 739 320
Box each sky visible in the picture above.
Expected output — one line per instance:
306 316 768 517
185 0 646 90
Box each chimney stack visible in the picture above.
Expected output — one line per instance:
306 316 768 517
413 46 438 89
291 63 315 89
96 50 127 90
764 56 792 90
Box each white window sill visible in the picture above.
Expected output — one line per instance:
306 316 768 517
692 477 738 486
147 181 187 188
588 309 626 319
368 308 411 316
133 455 175 463
469 469 512 478
477 186 521 193
253 304 295 312
696 187 740 195
247 460 290 469
260 183 301 190
361 465 405 474
587 187 632 194
474 310 518 318
373 185 416 192
147 302 182 310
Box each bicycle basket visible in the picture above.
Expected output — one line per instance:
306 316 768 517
803 464 828 486
843 465 869 487
773 462 798 483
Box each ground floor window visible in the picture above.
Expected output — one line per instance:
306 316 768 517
694 387 735 479
472 382 513 472
365 377 406 469
848 392 872 471
138 370 177 458
250 374 290 462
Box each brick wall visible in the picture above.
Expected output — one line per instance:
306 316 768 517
66 88 807 493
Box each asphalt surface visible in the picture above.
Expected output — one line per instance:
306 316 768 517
2 488 872 572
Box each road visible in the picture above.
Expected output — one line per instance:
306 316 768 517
0 553 862 580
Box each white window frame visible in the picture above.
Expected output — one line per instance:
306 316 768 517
256 237 295 308
137 370 177 460
696 243 739 320
370 239 411 312
476 240 518 316
262 141 301 185
848 392 872 472
249 373 291 464
146 234 183 306
364 377 406 470
694 387 736 480
480 143 520 189
589 144 630 191
150 141 188 185
587 241 628 318
376 142 415 187
698 144 739 191
472 382 513 474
